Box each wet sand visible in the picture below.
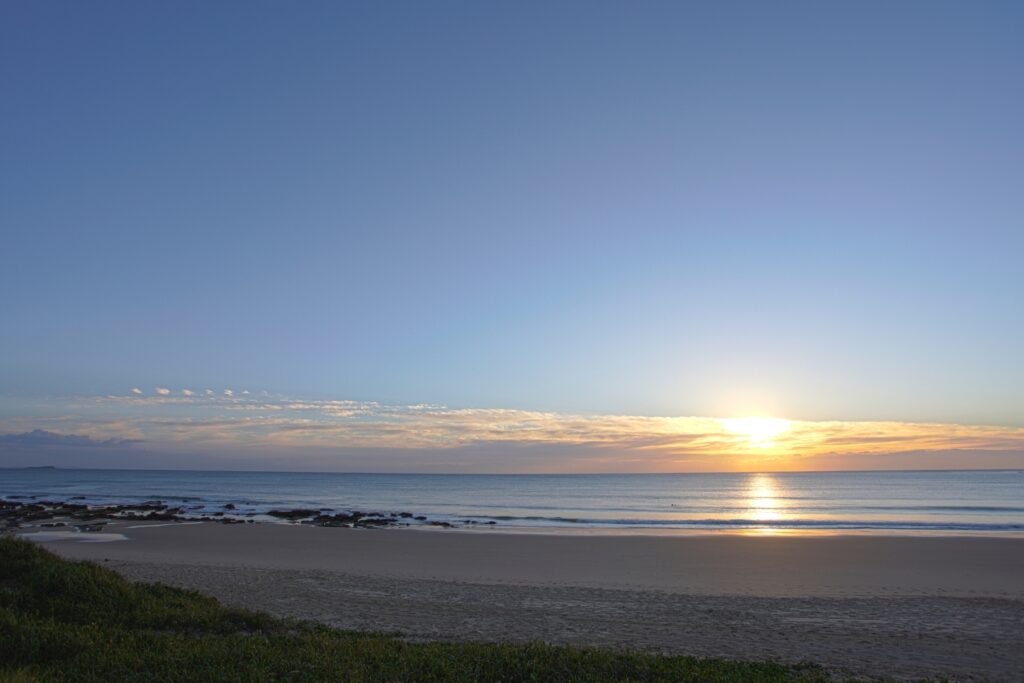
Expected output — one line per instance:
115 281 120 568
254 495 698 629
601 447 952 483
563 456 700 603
26 522 1024 681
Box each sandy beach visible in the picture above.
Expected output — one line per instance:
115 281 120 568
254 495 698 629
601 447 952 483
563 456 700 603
25 522 1024 681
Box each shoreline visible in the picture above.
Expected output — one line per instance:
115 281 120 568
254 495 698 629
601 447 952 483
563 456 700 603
4 495 1022 537
420 523 1024 538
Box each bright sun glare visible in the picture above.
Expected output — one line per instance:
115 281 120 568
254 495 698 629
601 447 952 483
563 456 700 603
722 417 792 447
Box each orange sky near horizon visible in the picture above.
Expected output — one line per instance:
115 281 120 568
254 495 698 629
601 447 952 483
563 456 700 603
1 391 1022 473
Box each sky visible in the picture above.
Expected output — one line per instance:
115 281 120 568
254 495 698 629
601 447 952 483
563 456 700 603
1 1 1022 472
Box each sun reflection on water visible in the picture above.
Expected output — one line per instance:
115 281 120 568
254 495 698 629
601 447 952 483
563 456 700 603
745 473 785 526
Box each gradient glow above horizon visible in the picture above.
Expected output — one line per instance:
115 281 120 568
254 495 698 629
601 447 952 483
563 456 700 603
1 1 1022 472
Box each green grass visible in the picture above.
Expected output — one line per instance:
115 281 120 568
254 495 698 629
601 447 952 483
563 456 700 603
0 536 838 682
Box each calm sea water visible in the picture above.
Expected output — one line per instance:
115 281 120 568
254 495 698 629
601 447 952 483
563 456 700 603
2 468 1023 534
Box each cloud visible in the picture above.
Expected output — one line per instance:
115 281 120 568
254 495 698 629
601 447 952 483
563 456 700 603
99 395 1024 458
3 391 1024 472
181 389 194 396
131 387 143 395
0 429 138 449
155 387 171 396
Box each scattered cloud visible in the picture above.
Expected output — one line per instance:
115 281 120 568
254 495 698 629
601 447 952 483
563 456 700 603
3 391 1024 472
0 429 138 449
155 387 171 396
131 387 143 395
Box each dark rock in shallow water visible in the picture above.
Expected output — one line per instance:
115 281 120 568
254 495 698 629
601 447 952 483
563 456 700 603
267 509 319 520
305 515 344 527
0 499 439 532
2 500 196 529
123 510 179 522
358 517 397 526
303 510 406 529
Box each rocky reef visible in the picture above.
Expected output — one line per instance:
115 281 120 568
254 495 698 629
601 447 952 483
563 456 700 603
0 498 492 532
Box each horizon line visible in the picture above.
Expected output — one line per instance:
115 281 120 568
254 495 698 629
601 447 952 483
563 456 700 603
4 465 1022 477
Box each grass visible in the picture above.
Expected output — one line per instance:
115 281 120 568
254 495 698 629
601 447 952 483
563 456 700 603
0 536 840 682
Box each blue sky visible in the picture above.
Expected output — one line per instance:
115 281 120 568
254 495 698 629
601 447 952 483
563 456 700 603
1 2 1022 470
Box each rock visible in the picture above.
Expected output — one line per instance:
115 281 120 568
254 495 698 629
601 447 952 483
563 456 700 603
266 509 319 520
357 517 397 527
223 503 236 510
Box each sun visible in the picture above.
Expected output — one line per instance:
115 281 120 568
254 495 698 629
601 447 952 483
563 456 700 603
722 416 791 448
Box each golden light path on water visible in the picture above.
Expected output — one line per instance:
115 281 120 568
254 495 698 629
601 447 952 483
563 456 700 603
746 473 784 523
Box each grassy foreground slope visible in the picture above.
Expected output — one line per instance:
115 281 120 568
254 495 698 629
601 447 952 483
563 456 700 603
0 537 835 683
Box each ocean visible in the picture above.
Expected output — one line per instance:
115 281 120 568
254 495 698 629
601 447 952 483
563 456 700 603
2 468 1022 534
